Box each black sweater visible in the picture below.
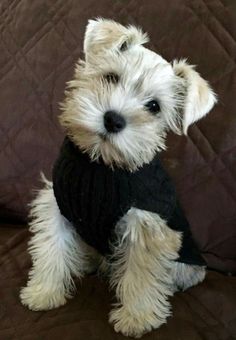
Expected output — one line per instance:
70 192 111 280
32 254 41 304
53 137 205 266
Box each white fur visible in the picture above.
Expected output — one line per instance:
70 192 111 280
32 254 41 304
84 18 149 63
109 208 182 337
173 59 217 134
21 19 212 337
20 178 93 311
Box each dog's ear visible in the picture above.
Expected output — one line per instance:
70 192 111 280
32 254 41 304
173 59 217 134
83 18 148 61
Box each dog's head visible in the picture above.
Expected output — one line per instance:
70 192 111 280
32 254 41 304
60 19 217 170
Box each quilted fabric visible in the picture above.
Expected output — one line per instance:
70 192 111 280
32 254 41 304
0 225 236 340
0 1 236 271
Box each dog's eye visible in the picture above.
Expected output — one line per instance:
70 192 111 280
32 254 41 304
145 100 160 114
104 73 119 84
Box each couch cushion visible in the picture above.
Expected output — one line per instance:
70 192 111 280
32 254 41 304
0 0 235 272
0 225 236 340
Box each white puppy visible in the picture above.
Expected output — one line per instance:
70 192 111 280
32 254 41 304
20 19 217 338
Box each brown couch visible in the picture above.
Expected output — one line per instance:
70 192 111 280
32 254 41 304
0 1 236 339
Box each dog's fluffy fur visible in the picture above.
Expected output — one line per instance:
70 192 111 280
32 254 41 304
20 19 216 338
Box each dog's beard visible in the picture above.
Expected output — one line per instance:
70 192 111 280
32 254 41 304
65 118 167 171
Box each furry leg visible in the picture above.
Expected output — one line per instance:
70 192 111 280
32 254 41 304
109 208 182 338
20 179 87 311
171 262 206 292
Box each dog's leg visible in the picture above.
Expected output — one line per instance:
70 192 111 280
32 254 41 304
170 263 206 292
109 208 182 338
20 179 90 311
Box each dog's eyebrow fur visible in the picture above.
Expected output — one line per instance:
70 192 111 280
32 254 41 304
132 77 145 93
132 69 153 94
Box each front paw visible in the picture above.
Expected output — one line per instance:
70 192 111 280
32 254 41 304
109 306 163 338
20 285 67 311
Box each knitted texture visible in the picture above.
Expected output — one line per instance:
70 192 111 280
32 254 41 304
53 137 205 265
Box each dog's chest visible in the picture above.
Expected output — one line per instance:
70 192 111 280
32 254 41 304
52 138 177 255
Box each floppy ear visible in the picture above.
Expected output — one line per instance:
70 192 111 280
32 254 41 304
173 59 217 134
83 18 148 61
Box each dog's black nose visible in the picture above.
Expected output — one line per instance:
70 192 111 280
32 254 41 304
104 110 126 133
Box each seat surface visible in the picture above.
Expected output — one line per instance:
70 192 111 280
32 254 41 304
0 226 235 340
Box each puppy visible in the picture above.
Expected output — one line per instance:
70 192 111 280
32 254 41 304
20 19 217 338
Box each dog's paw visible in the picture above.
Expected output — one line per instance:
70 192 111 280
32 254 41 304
20 285 67 311
171 264 206 292
109 306 163 338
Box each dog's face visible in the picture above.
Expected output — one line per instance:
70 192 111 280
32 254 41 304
61 19 217 170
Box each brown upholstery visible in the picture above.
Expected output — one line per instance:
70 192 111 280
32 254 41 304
0 0 235 339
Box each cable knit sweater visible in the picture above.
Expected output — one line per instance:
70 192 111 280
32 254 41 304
53 137 205 266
